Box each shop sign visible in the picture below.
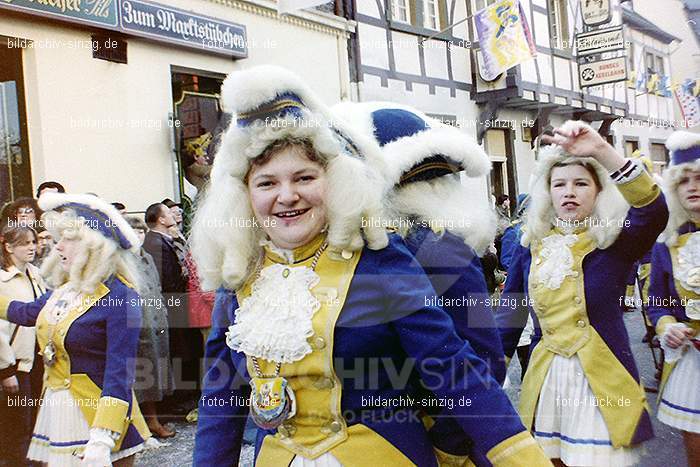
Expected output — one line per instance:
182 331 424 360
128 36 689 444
581 0 611 27
0 0 119 28
119 0 247 57
579 56 627 88
576 26 624 56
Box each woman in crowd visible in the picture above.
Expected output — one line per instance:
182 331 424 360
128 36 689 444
0 224 45 466
0 193 150 466
191 65 550 467
647 131 700 466
1 198 41 229
498 121 668 466
126 216 176 439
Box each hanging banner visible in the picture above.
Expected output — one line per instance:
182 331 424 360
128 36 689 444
581 0 612 27
676 79 700 128
475 0 536 82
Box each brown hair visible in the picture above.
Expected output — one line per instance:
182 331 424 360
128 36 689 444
0 224 37 270
549 159 602 192
245 138 325 183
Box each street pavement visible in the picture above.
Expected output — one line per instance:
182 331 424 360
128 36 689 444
137 309 687 466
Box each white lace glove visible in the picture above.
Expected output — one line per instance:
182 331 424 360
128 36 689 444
661 323 691 363
81 428 117 467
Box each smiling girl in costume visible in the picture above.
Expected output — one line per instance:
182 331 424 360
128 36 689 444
191 65 551 467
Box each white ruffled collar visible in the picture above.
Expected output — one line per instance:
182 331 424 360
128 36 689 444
675 231 700 295
226 234 328 363
533 230 579 289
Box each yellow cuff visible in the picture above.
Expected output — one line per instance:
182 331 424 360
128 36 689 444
617 171 659 208
656 315 678 336
434 447 475 467
93 396 129 434
486 431 552 467
0 297 9 320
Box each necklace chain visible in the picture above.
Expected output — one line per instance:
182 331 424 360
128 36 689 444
250 241 328 378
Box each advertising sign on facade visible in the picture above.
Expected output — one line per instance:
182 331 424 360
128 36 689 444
579 56 627 87
576 26 624 56
581 0 612 27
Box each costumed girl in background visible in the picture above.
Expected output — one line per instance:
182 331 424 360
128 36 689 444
0 224 46 466
647 131 700 466
0 193 150 466
498 121 668 466
192 65 551 467
334 101 511 466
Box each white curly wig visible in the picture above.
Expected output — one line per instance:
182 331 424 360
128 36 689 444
38 194 143 295
521 144 630 249
661 131 700 247
332 101 497 255
190 66 389 291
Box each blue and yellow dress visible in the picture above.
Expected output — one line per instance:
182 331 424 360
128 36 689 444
498 171 667 466
647 222 700 433
194 233 550 466
0 276 150 466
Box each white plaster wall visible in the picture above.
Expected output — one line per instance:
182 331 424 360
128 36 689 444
1 0 347 210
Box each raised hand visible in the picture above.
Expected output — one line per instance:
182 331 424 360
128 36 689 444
541 120 626 172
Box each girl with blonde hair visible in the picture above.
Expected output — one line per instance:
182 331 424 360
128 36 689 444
647 131 700 466
0 193 151 466
498 121 668 466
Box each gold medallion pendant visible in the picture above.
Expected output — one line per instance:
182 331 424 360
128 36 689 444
249 375 296 429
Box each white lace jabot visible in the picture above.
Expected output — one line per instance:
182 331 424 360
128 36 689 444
675 231 700 295
534 232 579 289
226 263 321 363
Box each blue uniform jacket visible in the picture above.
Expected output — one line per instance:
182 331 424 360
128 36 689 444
194 235 540 466
647 222 700 326
499 222 522 271
404 227 506 463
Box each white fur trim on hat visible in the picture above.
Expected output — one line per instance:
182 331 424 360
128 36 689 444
666 131 700 152
38 192 140 253
333 101 491 184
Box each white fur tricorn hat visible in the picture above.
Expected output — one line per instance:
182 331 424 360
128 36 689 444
332 101 491 184
191 66 388 291
38 192 140 253
331 101 496 254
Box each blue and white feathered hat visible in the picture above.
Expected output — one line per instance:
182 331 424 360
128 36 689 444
332 101 496 254
662 130 700 246
191 66 388 290
38 192 139 253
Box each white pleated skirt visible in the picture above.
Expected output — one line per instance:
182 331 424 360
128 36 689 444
290 452 343 466
27 388 144 466
658 345 700 433
533 354 641 467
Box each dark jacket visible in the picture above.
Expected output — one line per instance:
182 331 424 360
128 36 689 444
143 230 187 326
